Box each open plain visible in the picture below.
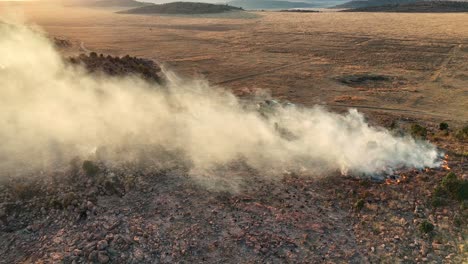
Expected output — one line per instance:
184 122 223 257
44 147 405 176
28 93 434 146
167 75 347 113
15 5 468 122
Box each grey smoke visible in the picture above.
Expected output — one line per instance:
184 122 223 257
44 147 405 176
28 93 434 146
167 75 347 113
0 22 441 183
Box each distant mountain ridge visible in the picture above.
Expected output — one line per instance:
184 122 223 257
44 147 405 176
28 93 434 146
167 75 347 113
227 0 317 10
342 0 468 11
117 0 349 8
66 0 152 7
119 1 243 14
334 0 418 8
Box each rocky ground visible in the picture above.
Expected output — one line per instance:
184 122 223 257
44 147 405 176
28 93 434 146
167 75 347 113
0 113 466 264
0 54 466 263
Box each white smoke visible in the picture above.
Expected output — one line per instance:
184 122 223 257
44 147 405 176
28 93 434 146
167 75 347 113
0 22 441 181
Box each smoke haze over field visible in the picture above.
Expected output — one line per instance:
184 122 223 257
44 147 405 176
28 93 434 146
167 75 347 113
0 22 441 183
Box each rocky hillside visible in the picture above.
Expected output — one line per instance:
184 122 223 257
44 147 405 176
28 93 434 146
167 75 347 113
334 0 417 8
342 0 468 12
69 52 162 83
228 0 316 10
1 105 467 263
119 2 243 14
66 0 152 8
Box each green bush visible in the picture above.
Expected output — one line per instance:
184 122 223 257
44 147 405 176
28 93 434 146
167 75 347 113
433 172 468 202
410 124 427 140
457 181 468 201
441 172 458 193
82 160 99 177
419 220 434 233
431 196 447 207
439 122 449 130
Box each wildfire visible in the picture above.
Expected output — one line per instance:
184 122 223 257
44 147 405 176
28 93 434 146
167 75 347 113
385 174 408 185
441 154 451 171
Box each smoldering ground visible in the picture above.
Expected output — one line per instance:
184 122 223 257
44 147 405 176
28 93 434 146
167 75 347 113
0 22 441 189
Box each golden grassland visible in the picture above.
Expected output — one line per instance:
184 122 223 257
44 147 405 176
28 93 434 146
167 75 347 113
3 4 468 123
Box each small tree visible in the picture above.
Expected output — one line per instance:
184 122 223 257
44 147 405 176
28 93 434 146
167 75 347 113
439 122 449 130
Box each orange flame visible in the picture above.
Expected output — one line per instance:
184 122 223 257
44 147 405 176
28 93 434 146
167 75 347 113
385 175 407 185
441 154 451 170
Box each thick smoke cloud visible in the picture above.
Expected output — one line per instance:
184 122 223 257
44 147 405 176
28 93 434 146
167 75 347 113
0 22 441 182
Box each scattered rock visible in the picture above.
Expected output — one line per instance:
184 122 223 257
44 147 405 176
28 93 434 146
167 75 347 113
97 240 108 250
98 251 110 263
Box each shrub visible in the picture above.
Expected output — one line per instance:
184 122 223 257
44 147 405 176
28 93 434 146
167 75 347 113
410 124 427 140
441 172 458 192
419 220 434 233
457 181 468 201
433 185 445 197
355 199 365 211
439 122 449 130
10 182 37 200
431 196 447 207
454 125 468 141
82 160 99 177
433 172 468 202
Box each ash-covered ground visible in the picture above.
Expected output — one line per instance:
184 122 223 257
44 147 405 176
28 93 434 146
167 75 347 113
0 51 467 263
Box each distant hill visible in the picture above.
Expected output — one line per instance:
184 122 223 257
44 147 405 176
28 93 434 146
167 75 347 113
119 2 243 14
227 0 316 10
342 0 468 12
140 0 348 7
334 0 417 8
67 0 152 8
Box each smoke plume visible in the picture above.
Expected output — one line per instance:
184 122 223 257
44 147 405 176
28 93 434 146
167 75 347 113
0 22 441 182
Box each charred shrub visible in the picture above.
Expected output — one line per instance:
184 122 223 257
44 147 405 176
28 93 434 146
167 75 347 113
419 220 434 234
82 160 99 177
410 124 427 140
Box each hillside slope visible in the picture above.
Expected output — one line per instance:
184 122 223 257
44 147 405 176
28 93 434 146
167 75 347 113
228 0 316 10
119 2 243 14
343 0 468 12
67 0 152 8
334 0 417 8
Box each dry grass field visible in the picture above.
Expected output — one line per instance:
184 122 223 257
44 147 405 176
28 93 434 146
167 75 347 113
11 4 468 123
